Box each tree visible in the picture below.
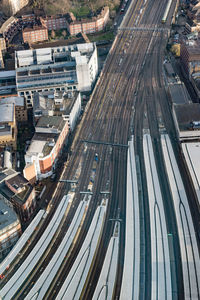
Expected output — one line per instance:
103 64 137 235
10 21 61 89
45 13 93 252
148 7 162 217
62 30 67 38
51 30 56 39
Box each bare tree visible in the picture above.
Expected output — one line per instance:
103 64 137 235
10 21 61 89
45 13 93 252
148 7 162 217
51 30 56 39
62 30 67 38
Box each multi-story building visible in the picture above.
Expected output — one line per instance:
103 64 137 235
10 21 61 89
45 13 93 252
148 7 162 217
33 91 81 131
180 40 200 78
0 169 36 221
66 7 109 36
0 96 27 122
0 36 6 54
0 103 17 150
0 70 17 98
0 195 21 261
15 43 98 108
24 116 69 180
40 15 67 31
0 17 22 43
3 0 29 15
22 14 36 25
0 51 4 69
22 25 48 44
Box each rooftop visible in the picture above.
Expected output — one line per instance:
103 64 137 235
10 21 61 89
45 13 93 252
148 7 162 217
0 16 17 35
23 25 47 33
0 96 24 107
183 40 200 60
168 83 191 105
36 115 65 131
0 104 14 123
174 103 200 130
15 43 95 68
0 169 33 205
0 70 16 79
0 198 19 233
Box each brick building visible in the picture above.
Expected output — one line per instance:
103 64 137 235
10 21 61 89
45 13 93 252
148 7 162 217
66 7 109 36
40 15 67 31
0 169 36 221
22 25 48 44
24 116 69 180
180 40 200 78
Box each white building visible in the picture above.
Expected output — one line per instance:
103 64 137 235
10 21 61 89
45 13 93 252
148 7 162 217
33 91 81 131
15 43 98 108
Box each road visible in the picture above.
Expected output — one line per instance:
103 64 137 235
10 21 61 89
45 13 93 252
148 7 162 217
1 0 199 299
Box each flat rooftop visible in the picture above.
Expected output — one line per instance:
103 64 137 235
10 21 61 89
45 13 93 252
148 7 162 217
1 96 24 107
0 104 14 123
0 199 19 232
15 43 95 68
36 115 65 131
174 103 200 130
169 83 191 105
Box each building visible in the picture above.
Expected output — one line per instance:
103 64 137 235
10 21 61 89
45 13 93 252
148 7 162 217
0 168 36 221
33 91 81 131
40 15 67 31
0 96 27 122
0 36 6 54
3 0 29 15
0 17 22 43
168 82 191 104
0 51 4 69
21 14 36 25
172 103 200 140
66 7 109 36
15 43 98 108
0 196 21 261
0 103 17 150
180 40 200 78
0 70 17 98
24 116 69 180
22 25 48 44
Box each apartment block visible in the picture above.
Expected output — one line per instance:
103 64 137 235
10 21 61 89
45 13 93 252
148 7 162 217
66 7 109 36
22 25 48 44
180 40 200 77
40 15 67 31
15 43 98 108
24 116 69 180
0 17 22 43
